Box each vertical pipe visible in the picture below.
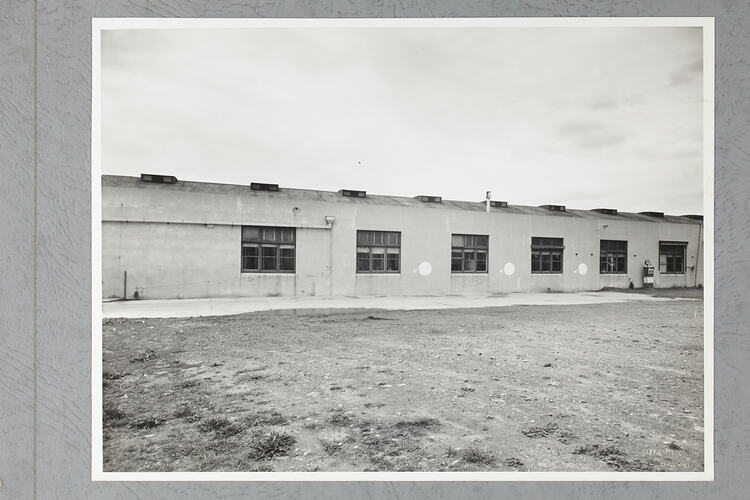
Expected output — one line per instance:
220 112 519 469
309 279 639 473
329 225 334 297
123 270 127 301
695 222 702 287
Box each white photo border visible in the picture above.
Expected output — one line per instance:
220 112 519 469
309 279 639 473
91 16 714 482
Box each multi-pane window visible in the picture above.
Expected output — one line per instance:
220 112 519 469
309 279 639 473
531 237 564 273
241 226 295 273
356 230 400 273
600 240 628 274
451 234 488 273
659 241 687 274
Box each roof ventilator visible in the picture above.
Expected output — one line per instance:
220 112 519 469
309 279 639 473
339 189 367 198
416 195 442 203
540 204 566 212
593 208 618 215
250 182 280 192
639 211 665 218
140 173 177 184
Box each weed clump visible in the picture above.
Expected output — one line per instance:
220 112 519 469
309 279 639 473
572 443 659 471
573 444 624 458
130 350 158 363
174 402 201 422
320 438 346 455
502 457 524 468
460 447 496 465
521 422 559 438
245 410 289 427
328 409 354 426
249 431 296 460
103 403 128 428
393 417 440 434
198 416 244 438
130 417 163 430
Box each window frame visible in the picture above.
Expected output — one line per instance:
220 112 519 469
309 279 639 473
599 239 628 274
241 225 296 274
531 237 564 274
356 230 401 274
451 234 489 273
659 241 687 274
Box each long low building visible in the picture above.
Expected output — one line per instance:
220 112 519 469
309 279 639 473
101 174 704 300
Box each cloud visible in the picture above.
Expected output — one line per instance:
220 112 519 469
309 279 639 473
101 26 703 214
668 59 702 86
557 120 628 150
589 97 619 110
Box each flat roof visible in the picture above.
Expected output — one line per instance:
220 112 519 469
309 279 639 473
102 175 702 225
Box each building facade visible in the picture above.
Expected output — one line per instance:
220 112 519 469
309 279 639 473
101 175 704 300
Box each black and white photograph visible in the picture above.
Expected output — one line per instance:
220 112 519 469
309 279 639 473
93 18 712 479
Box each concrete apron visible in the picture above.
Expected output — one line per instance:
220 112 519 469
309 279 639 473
101 292 695 319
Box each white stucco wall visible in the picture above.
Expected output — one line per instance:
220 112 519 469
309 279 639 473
102 177 703 299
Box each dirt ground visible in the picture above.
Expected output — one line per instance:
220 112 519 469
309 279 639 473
102 294 704 473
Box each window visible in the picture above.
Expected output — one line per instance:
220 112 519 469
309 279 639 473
356 230 400 273
659 241 687 274
531 237 563 273
241 226 295 273
600 240 628 274
451 234 488 273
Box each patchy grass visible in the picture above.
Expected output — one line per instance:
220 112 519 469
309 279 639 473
174 402 202 422
129 349 158 363
573 444 625 458
198 416 244 439
460 447 496 465
572 443 660 472
302 420 323 431
244 409 289 427
103 299 704 472
556 429 577 444
130 417 163 430
103 403 128 428
328 409 354 427
393 417 440 434
502 457 524 468
319 438 346 455
521 422 559 438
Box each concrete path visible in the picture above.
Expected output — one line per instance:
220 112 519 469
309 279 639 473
102 291 692 319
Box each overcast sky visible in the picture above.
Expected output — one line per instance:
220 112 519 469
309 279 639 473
101 26 704 214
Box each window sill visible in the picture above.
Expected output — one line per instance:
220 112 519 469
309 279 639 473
531 272 563 275
600 273 628 275
451 272 489 275
356 272 401 275
241 271 296 275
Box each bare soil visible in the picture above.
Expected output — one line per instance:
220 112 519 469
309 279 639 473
102 297 704 472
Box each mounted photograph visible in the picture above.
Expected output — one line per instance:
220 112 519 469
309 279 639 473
92 18 713 480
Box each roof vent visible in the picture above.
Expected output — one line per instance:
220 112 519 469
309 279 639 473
416 195 442 203
540 204 566 212
140 173 177 184
593 208 618 215
682 214 704 221
639 211 664 218
489 200 508 208
339 189 366 198
250 182 279 192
